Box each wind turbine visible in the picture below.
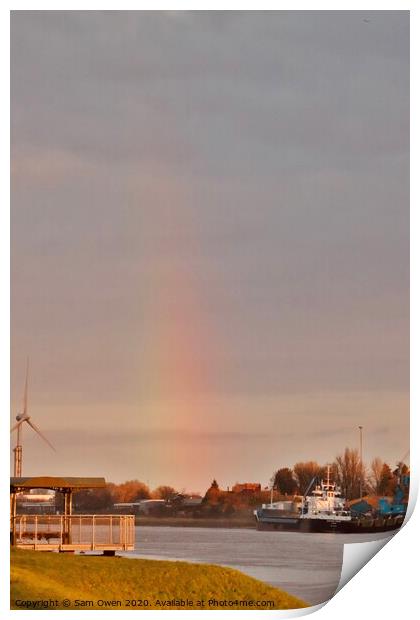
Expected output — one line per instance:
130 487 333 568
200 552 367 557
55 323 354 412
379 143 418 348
10 359 56 477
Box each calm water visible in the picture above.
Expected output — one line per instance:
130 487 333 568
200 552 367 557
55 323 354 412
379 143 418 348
121 526 394 605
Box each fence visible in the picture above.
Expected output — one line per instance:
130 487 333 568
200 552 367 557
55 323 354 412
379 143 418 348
11 514 135 552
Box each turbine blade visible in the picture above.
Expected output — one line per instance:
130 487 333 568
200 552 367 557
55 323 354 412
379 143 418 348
26 419 56 452
22 358 29 417
10 420 23 433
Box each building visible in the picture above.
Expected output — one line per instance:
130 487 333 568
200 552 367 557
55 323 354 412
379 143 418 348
17 488 56 513
232 483 261 494
113 499 166 515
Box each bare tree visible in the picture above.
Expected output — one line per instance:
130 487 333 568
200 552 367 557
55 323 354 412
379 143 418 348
335 448 363 500
152 485 176 500
379 463 396 495
367 457 384 494
112 480 151 503
293 461 321 494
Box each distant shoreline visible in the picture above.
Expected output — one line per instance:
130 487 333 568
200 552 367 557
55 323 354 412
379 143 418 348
135 516 255 529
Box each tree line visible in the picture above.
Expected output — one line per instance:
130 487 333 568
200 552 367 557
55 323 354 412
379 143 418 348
272 448 409 501
73 482 180 511
71 448 409 512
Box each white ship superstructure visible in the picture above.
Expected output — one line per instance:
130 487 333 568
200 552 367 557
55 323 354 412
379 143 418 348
301 467 351 523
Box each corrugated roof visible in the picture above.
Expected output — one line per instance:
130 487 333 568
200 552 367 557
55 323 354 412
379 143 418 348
348 495 393 509
10 476 106 490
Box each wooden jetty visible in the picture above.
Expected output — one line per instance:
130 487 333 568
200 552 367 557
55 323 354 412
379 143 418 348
10 476 135 554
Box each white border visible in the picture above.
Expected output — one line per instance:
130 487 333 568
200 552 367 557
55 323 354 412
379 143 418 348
2 2 417 619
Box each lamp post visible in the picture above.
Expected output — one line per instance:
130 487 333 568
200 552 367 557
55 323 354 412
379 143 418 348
358 425 363 500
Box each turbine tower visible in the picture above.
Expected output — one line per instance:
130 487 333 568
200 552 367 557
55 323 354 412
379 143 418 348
11 359 55 477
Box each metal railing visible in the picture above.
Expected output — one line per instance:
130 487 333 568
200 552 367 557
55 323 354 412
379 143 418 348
11 514 135 550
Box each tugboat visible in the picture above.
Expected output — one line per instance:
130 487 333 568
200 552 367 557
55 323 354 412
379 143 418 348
254 466 352 532
254 466 407 533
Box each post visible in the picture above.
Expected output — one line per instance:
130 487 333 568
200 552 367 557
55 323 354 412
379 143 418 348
63 492 68 544
63 490 73 544
14 423 23 478
10 491 17 546
359 425 363 500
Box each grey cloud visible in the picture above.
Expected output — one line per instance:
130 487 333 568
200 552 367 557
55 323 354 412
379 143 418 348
11 11 409 487
12 12 408 174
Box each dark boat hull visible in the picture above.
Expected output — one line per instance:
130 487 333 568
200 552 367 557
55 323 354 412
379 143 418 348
254 511 405 533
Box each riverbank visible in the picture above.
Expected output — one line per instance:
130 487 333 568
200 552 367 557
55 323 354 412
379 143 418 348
10 548 307 610
135 516 255 528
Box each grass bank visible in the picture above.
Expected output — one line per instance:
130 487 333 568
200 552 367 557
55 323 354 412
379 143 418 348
11 548 307 610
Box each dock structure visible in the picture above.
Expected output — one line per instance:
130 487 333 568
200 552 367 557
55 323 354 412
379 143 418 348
10 476 135 554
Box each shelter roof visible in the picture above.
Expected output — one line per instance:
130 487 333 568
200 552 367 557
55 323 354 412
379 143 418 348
10 476 106 491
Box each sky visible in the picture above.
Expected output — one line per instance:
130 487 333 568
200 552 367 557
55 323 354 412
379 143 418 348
10 11 409 493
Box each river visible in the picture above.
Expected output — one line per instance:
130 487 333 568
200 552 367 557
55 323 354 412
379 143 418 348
121 526 394 605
